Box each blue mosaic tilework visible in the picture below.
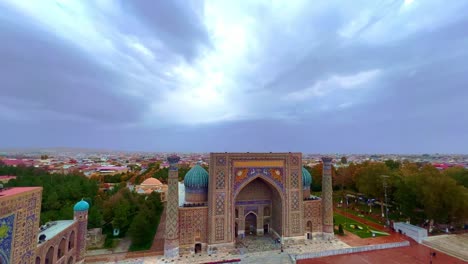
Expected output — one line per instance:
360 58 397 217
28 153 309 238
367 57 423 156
0 213 15 264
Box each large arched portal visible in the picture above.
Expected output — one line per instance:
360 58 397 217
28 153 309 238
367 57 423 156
234 177 283 238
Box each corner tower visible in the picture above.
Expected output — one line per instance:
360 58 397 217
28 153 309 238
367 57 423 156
73 199 89 263
321 157 334 239
164 155 180 258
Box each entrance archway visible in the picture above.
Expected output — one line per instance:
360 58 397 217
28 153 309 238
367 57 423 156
245 212 257 235
306 220 313 239
235 222 238 238
234 176 283 238
306 221 312 232
194 243 202 254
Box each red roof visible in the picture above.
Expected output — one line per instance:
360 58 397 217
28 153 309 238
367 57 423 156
0 175 16 179
0 187 41 197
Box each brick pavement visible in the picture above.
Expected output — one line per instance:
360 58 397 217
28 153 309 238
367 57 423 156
297 240 466 264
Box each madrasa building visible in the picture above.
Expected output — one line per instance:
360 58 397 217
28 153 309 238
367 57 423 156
0 187 89 264
164 152 334 257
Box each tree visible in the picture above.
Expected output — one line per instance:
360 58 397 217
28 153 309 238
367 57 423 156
128 208 152 248
443 167 468 188
355 162 393 217
338 224 344 235
384 159 401 171
394 175 422 222
340 156 347 164
308 164 322 191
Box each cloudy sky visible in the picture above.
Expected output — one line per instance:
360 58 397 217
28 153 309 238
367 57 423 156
1 0 467 153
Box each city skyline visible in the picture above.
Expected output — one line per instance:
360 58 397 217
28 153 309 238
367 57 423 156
1 0 468 153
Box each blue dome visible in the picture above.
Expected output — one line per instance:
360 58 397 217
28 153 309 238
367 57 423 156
302 167 312 189
184 165 209 190
74 199 90 211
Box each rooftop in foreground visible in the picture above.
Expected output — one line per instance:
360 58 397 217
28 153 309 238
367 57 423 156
0 187 42 197
37 220 75 245
297 240 466 264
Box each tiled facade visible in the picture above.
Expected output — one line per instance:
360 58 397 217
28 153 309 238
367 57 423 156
165 153 334 257
0 187 42 264
0 187 88 264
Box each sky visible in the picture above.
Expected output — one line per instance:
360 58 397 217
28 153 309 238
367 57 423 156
1 0 467 154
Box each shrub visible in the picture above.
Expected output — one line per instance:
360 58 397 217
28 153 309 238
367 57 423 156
338 224 344 235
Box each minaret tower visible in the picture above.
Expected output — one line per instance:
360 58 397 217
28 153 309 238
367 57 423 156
321 157 334 239
164 155 180 258
73 199 89 264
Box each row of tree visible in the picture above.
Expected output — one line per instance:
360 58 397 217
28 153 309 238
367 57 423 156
316 160 468 226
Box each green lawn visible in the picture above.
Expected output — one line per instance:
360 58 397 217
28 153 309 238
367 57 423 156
334 213 389 238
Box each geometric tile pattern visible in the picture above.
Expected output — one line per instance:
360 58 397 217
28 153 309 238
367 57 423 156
321 157 334 233
164 158 180 257
215 193 225 215
291 191 299 211
291 155 299 166
215 218 224 241
291 213 300 234
166 178 179 239
303 200 322 233
179 208 208 245
291 171 299 189
216 156 226 166
215 170 225 189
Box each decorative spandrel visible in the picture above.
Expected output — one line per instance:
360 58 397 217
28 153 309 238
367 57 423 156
233 167 284 193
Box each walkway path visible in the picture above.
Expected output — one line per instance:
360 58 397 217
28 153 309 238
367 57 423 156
334 208 409 247
335 208 386 231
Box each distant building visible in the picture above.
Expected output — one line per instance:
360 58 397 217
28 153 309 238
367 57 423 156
0 159 32 167
135 178 168 201
0 175 16 184
0 187 88 264
95 166 128 176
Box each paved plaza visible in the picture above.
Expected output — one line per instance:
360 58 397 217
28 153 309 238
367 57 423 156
101 236 351 264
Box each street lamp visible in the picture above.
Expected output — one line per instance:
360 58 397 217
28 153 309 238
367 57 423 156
381 175 390 228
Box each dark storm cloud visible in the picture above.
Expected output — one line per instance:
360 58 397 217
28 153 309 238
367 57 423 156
123 0 211 62
0 10 147 125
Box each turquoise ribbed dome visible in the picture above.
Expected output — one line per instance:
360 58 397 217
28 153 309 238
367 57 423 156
184 165 209 189
74 199 90 211
302 167 312 188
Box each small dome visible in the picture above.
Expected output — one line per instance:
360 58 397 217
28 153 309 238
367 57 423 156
302 167 312 189
74 199 90 211
184 165 209 190
141 177 163 186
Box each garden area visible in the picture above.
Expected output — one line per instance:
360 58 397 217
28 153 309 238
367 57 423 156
334 213 389 238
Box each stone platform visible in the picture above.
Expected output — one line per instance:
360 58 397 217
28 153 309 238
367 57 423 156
111 236 350 264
